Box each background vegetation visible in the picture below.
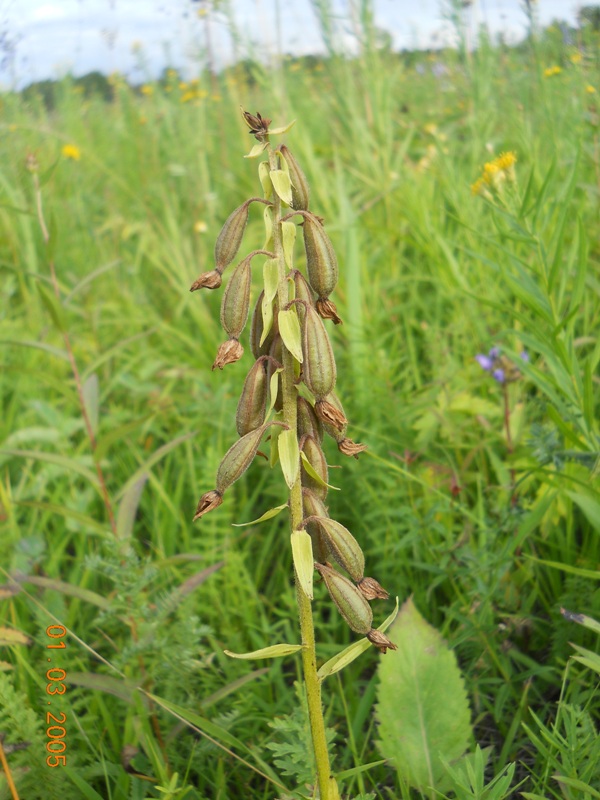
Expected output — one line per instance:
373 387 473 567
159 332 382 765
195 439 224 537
0 5 599 798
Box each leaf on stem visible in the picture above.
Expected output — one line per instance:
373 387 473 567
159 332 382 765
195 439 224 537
232 504 288 527
291 530 313 599
270 169 293 206
278 308 303 363
224 643 304 660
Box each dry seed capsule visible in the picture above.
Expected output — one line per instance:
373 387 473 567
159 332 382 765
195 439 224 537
315 563 373 635
302 488 330 563
314 396 347 433
300 434 329 500
302 214 342 324
321 391 366 457
297 397 323 442
357 577 390 601
193 489 223 522
305 515 365 583
216 421 284 495
279 145 310 211
250 291 279 359
366 629 397 654
302 303 336 400
236 356 270 436
212 338 244 370
221 258 252 339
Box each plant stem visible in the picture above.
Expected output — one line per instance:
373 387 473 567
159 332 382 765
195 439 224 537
268 144 335 800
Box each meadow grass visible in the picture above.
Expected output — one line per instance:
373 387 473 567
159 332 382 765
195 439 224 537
0 18 599 800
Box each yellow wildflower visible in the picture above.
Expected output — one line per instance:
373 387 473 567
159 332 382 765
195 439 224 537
194 220 208 234
543 65 562 78
62 144 81 161
473 150 517 196
495 151 517 170
179 81 188 91
181 91 196 104
141 84 153 96
586 85 596 94
570 52 582 65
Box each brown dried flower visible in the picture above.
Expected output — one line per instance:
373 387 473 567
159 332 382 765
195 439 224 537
241 109 272 140
190 270 222 291
193 490 223 522
316 298 343 325
212 338 244 370
366 629 397 654
337 437 367 458
314 399 348 432
357 577 390 601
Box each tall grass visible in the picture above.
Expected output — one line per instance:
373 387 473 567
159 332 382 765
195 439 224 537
0 11 599 799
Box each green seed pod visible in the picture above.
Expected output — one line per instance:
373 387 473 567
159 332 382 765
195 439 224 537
216 421 283 494
302 213 338 302
300 434 328 500
302 488 329 563
279 145 311 211
297 397 323 442
315 563 373 635
236 356 270 436
291 269 315 306
305 516 365 583
302 303 336 400
250 290 278 359
221 258 251 339
214 200 251 273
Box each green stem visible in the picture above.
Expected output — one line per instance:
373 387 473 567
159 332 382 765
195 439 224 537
268 143 335 800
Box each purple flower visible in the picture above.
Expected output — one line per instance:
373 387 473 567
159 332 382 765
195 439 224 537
488 347 500 359
492 368 505 383
520 350 529 362
476 354 493 371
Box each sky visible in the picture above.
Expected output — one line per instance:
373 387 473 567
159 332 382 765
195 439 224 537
0 0 580 88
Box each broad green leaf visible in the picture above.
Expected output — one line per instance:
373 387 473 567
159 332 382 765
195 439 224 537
278 428 300 489
258 161 272 199
0 626 30 646
224 643 303 660
318 598 399 679
375 597 472 793
232 503 287 527
281 221 296 269
244 141 268 159
116 474 148 541
291 530 313 599
270 169 293 206
278 308 303 363
300 451 339 491
82 373 99 436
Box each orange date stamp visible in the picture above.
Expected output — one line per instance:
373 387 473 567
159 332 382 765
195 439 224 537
45 625 67 767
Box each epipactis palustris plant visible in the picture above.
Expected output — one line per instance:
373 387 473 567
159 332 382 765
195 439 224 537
190 109 396 799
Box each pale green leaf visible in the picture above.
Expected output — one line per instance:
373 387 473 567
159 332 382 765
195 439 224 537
270 169 293 206
37 283 65 333
267 368 282 416
291 530 313 599
232 504 288 527
278 308 303 363
244 141 268 159
15 575 109 609
224 643 303 660
269 413 284 468
260 296 274 347
263 205 273 250
566 492 600 532
561 608 600 634
258 161 272 199
82 373 99 436
268 120 296 135
570 644 600 676
116 474 147 541
375 597 472 792
281 221 296 269
278 428 300 489
263 258 279 303
300 451 339 491
318 598 399 680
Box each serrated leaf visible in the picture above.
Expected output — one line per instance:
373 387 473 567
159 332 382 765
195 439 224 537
0 626 30 646
244 141 268 159
278 308 303 363
82 373 99 436
270 169 293 206
268 120 296 135
258 161 272 199
224 643 303 660
232 503 287 527
281 221 296 269
318 598 399 680
278 429 300 489
291 530 313 598
300 451 339 491
375 597 472 793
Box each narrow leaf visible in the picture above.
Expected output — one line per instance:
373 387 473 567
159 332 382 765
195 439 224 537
244 142 268 159
15 575 110 609
268 120 296 135
270 169 293 206
291 530 313 599
278 429 300 489
263 258 279 303
224 643 303 660
263 206 273 249
37 283 65 333
281 221 296 269
82 373 99 436
116 474 147 541
115 432 195 501
300 451 339 491
266 368 282 416
232 504 287 527
278 308 303 363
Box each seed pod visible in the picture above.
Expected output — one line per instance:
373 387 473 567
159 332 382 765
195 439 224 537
315 563 373 635
314 397 347 432
221 258 252 339
268 335 284 412
236 356 270 436
302 488 330 563
250 291 279 359
216 421 284 495
366 628 397 654
193 490 223 522
214 201 251 273
279 145 311 211
305 516 365 582
303 214 338 298
190 269 222 292
300 434 328 500
320 391 365 455
297 397 323 442
212 338 244 370
357 577 390 601
302 303 336 400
